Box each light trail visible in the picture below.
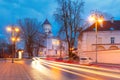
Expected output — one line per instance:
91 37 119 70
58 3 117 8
31 60 97 80
32 58 98 80
40 59 120 73
38 59 120 79
31 60 55 80
42 62 98 80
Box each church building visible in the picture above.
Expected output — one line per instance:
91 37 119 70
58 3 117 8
41 19 68 57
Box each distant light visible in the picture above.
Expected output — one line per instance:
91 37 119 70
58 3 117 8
18 51 22 59
88 16 95 22
88 12 104 23
15 27 20 32
17 37 20 42
52 39 60 45
98 19 103 23
6 27 12 32
11 37 16 42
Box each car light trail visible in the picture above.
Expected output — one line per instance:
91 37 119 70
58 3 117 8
31 60 54 79
32 58 98 79
39 59 120 79
40 59 120 73
42 62 98 80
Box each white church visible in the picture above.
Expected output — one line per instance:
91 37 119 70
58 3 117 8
78 20 120 64
40 19 68 57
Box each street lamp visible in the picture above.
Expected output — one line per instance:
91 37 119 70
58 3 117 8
6 26 20 63
89 10 104 63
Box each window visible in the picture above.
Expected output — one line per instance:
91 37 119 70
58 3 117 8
110 27 114 31
111 37 115 44
98 37 102 44
93 28 96 31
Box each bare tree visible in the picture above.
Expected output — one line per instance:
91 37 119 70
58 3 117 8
0 38 12 58
0 38 6 58
54 0 84 60
34 33 46 56
18 18 42 58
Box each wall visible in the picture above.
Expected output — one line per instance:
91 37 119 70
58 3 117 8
81 50 120 64
80 31 120 51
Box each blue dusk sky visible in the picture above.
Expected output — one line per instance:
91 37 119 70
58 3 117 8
0 0 120 37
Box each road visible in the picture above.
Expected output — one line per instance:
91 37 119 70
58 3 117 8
28 57 120 80
1 58 119 80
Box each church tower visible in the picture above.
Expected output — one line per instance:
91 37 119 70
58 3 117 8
43 19 52 37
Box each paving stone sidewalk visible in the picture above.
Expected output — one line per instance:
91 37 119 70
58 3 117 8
0 61 29 80
0 60 53 80
91 63 120 71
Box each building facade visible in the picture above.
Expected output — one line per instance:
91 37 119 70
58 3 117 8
80 31 120 51
78 20 120 64
39 19 68 57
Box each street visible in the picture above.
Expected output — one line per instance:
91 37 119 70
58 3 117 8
1 0 120 80
0 58 120 80
30 58 120 80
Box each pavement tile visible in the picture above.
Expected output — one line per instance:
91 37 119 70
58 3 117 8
0 61 33 80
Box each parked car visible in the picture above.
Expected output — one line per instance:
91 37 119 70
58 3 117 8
79 57 93 64
63 56 69 61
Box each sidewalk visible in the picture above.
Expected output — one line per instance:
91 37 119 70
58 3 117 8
91 63 120 71
0 59 53 80
0 61 30 80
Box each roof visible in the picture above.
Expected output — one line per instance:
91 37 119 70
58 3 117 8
43 19 51 25
84 20 120 32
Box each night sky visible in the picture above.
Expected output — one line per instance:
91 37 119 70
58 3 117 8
0 0 120 38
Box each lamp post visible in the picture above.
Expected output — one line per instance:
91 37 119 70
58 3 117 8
6 26 20 63
89 10 104 63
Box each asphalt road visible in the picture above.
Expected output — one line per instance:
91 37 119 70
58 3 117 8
29 58 120 80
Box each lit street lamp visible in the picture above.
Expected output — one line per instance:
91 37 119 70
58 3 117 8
6 26 20 63
89 10 104 63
